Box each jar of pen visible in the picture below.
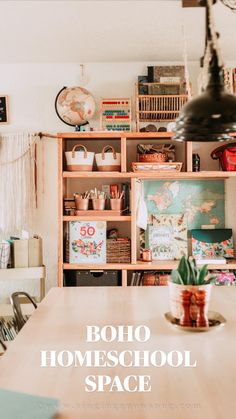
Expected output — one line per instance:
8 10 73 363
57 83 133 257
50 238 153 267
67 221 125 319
74 191 90 211
110 190 124 211
90 188 106 210
74 189 106 211
74 187 125 212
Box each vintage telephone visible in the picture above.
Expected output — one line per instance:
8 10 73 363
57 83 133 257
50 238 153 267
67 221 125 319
211 142 236 171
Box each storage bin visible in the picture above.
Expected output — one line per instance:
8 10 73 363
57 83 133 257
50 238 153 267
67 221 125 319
95 145 121 171
107 239 131 263
65 144 94 171
64 270 121 286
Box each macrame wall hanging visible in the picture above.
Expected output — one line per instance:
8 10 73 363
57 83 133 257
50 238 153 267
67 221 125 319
0 133 40 236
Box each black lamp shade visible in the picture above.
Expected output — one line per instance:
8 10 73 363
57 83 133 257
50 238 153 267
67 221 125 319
173 85 236 142
174 1 236 143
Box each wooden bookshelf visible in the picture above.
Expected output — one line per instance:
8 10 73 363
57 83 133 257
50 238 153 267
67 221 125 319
63 215 131 222
58 132 236 287
63 259 236 270
63 171 236 180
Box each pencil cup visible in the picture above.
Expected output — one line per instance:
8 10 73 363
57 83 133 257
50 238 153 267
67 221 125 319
92 198 106 210
110 198 124 211
74 197 89 211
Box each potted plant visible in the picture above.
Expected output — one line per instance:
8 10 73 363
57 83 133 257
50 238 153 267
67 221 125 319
169 256 215 326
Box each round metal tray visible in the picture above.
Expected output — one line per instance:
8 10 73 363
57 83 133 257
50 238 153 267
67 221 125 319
164 311 226 332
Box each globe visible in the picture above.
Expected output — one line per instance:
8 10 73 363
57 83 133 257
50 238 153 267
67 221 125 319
55 86 96 126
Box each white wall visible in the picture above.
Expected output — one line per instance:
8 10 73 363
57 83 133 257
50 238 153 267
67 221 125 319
0 60 235 300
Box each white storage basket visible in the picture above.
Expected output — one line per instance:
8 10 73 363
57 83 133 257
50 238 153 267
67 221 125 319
65 144 94 172
95 145 121 172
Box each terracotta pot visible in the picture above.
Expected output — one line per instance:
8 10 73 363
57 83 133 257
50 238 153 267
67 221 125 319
142 249 152 262
168 281 212 320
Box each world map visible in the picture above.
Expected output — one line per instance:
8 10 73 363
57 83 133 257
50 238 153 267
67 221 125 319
143 180 225 229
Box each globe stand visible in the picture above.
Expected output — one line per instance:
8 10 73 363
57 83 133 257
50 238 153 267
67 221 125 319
55 86 96 129
75 121 89 132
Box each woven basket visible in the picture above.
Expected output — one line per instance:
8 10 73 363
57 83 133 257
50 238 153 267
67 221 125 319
139 152 167 163
107 239 131 263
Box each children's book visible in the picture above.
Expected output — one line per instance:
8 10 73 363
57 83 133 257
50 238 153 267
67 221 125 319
69 221 106 264
147 214 188 260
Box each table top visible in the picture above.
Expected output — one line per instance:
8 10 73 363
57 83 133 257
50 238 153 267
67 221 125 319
0 286 236 419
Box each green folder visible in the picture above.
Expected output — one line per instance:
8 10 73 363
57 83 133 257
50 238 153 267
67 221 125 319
0 388 59 419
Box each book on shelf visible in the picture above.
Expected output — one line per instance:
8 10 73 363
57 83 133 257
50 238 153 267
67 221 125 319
191 229 234 259
69 221 106 264
130 271 170 286
195 256 227 265
121 183 130 213
130 272 142 286
0 317 17 341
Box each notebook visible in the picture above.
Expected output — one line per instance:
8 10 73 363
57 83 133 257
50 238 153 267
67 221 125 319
0 388 59 419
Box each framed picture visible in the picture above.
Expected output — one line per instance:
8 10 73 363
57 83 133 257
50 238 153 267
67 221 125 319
0 96 9 124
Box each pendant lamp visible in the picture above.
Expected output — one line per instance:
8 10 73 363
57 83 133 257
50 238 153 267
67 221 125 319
173 0 236 142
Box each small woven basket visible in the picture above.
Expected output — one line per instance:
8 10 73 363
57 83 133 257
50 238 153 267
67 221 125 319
107 239 131 263
138 152 167 162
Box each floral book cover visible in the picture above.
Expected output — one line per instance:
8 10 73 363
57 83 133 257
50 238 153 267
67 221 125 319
146 214 188 260
191 228 234 259
69 221 106 264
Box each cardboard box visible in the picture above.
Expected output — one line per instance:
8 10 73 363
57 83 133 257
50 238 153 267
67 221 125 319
13 240 28 268
29 238 43 267
13 237 43 268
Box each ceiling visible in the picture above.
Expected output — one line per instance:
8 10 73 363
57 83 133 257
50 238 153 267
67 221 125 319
0 0 235 63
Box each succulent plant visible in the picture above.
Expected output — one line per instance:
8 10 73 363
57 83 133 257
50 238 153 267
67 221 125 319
171 256 215 286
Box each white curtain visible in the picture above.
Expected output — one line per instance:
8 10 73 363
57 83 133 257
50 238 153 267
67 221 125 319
0 133 38 236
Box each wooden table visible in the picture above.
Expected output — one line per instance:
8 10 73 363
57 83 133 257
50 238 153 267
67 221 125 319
0 286 235 419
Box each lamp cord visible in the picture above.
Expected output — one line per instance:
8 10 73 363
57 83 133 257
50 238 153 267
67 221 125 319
208 0 224 68
199 0 224 92
221 0 236 11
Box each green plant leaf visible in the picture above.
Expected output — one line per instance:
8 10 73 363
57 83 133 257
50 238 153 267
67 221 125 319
171 269 184 285
188 257 197 285
204 273 217 284
177 256 189 284
198 264 209 285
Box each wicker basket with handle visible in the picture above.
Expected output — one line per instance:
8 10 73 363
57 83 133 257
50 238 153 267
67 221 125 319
95 145 121 172
65 144 94 171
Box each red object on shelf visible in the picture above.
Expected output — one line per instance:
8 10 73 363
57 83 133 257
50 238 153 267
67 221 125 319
110 184 119 197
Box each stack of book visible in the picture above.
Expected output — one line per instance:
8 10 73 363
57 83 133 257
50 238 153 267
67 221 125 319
130 271 170 286
0 317 18 341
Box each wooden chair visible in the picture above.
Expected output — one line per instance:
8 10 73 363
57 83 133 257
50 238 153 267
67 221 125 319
10 292 37 332
0 337 7 354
